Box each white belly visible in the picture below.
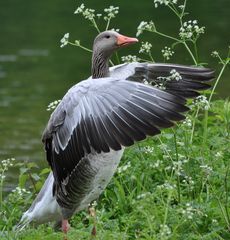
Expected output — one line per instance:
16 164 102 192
75 148 124 212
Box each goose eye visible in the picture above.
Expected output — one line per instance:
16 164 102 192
105 35 110 39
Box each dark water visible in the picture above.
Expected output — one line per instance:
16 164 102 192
0 0 229 189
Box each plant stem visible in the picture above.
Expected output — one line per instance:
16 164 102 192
68 42 92 53
155 30 180 42
208 59 229 103
105 17 111 31
224 166 230 226
91 19 101 33
183 42 198 65
173 131 181 203
190 106 200 143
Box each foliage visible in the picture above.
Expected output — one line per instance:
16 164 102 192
0 0 230 239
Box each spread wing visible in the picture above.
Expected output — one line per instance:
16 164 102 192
110 62 215 98
42 77 190 193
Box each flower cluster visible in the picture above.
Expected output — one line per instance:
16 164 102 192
142 146 154 153
154 0 178 8
47 99 61 111
211 51 219 58
0 158 15 181
74 4 95 20
60 33 69 48
136 21 156 36
104 6 119 21
136 192 151 200
150 160 163 169
182 116 192 128
139 42 152 54
12 187 30 197
161 46 174 60
121 55 140 63
193 95 210 110
155 69 182 89
179 20 205 40
117 161 131 174
181 203 195 220
159 224 172 239
157 181 176 191
169 69 182 81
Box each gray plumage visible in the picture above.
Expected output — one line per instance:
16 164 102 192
19 31 214 230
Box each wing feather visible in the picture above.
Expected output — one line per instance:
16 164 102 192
42 72 213 196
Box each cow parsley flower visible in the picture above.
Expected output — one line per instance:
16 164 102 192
117 161 131 174
47 99 61 111
136 192 151 200
181 203 195 220
121 55 140 63
60 33 69 48
179 20 205 40
161 46 174 60
159 224 172 239
74 3 85 14
0 158 15 181
154 0 178 8
136 21 156 36
211 51 219 58
193 95 210 110
139 42 152 54
182 116 192 128
104 6 119 21
74 4 95 20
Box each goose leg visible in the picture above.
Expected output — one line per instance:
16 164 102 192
62 219 70 240
89 205 97 238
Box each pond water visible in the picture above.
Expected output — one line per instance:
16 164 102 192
0 0 229 191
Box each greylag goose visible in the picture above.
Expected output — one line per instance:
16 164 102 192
19 31 214 234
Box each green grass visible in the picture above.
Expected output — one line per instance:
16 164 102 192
1 99 230 240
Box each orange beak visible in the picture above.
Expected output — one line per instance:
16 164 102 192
116 34 139 47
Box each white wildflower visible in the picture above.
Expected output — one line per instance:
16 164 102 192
150 160 162 169
47 99 61 111
136 192 151 200
12 187 30 196
142 78 149 85
142 146 154 153
96 13 102 18
169 69 182 81
215 151 223 159
139 42 152 54
161 46 174 60
181 203 195 220
117 161 131 174
159 224 172 239
154 0 178 8
121 55 140 63
110 28 120 32
157 181 176 190
211 51 219 58
74 4 95 21
136 21 156 36
193 95 210 110
104 6 119 21
182 116 192 128
74 3 85 14
60 33 69 48
179 20 205 40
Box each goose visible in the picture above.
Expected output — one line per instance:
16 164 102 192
19 30 214 235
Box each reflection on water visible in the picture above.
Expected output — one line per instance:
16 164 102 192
0 0 229 191
0 55 17 62
18 49 49 57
